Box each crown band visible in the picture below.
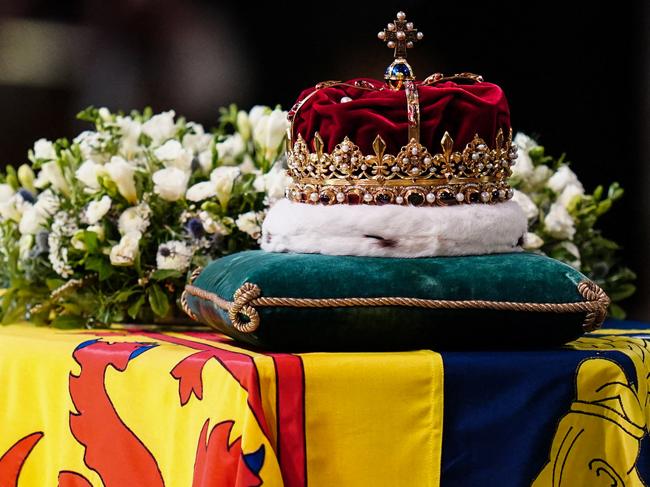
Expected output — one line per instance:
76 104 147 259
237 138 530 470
286 129 517 206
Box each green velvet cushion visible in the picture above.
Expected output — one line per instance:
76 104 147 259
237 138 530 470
183 250 609 351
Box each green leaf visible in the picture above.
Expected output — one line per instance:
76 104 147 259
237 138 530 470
46 278 66 291
150 269 183 281
51 314 86 329
80 230 99 253
114 288 138 303
596 199 612 216
147 284 170 317
608 303 626 320
609 283 637 302
85 255 115 281
592 185 603 201
128 294 146 320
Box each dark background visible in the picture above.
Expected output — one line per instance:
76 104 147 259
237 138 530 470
0 0 648 319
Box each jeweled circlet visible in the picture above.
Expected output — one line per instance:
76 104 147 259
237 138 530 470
286 130 518 207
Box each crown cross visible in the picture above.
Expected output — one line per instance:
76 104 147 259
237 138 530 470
377 11 423 59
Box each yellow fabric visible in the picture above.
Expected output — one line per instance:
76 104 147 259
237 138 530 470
533 335 650 486
0 324 444 486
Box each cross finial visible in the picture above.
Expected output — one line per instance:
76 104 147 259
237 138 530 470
377 11 423 60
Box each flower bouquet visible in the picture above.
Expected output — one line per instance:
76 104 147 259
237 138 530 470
0 105 290 327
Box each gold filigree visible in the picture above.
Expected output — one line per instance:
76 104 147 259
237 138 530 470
286 129 517 206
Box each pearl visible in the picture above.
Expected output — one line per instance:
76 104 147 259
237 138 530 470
416 32 423 40
403 157 410 164
471 153 480 161
365 155 373 161
498 189 506 199
388 23 395 31
396 196 404 204
340 96 352 103
351 156 358 163
336 192 345 202
459 165 466 171
363 193 373 202
309 193 319 202
341 163 349 170
377 31 386 40
426 193 436 203
360 164 367 170
487 163 493 169
478 144 487 150
456 193 465 202
334 156 342 163
407 42 413 49
406 22 414 30
341 144 350 152
397 31 406 40
423 157 432 165
307 164 314 171
329 164 335 171
507 188 514 199
391 166 400 172
411 147 418 155
387 41 396 48
396 11 406 20
410 167 420 175
477 163 484 170
480 191 490 202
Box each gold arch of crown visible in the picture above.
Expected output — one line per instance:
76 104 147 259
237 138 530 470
286 129 518 206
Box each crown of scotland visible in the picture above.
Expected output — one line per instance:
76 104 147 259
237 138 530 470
285 11 518 207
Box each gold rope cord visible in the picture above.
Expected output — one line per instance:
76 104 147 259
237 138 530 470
182 279 610 334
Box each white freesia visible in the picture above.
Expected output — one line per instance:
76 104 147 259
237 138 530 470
512 133 539 181
156 240 193 272
76 159 105 191
18 234 33 261
34 161 69 195
182 124 212 153
253 108 289 160
105 156 138 204
153 167 190 202
547 165 582 194
85 195 112 224
98 107 112 122
186 166 240 206
198 210 231 235
235 211 262 239
216 133 245 165
154 139 193 171
118 202 151 235
74 131 104 161
237 110 251 141
247 105 267 133
115 115 142 158
33 138 56 160
253 162 290 203
109 231 141 266
514 132 539 152
238 154 256 174
544 202 576 240
0 195 23 222
197 149 213 174
17 164 35 192
522 232 544 250
142 110 176 145
19 207 46 235
511 189 538 220
34 189 59 217
87 224 105 241
556 183 585 209
0 184 15 221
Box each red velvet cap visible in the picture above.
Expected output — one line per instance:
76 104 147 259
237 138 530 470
290 77 511 155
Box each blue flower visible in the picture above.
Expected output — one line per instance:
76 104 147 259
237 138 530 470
186 218 204 238
17 188 35 204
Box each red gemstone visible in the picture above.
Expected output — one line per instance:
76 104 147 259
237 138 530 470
347 193 361 205
407 193 424 206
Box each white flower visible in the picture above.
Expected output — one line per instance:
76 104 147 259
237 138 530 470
85 195 112 224
76 159 105 190
257 162 290 203
547 165 582 194
105 156 138 204
156 240 193 272
0 184 13 202
33 138 56 160
115 116 142 158
19 206 47 234
0 185 18 221
511 189 538 220
70 231 87 251
544 202 576 239
529 165 553 188
74 131 104 161
153 167 190 202
522 232 544 250
511 149 534 180
34 189 59 217
34 161 69 195
118 202 151 235
237 110 251 141
559 241 581 269
514 132 539 152
154 139 193 171
109 231 141 266
238 154 256 174
216 133 245 165
186 166 240 206
18 234 33 262
253 108 289 160
198 210 231 235
197 149 213 174
556 183 585 209
142 110 176 145
182 124 212 153
87 224 105 241
235 211 263 240
247 105 268 133
17 164 35 192
98 107 112 122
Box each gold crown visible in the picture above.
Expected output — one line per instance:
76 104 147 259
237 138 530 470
286 129 518 206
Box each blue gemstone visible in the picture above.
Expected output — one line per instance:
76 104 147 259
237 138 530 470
391 63 412 78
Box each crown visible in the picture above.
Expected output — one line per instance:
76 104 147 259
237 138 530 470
284 11 518 207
